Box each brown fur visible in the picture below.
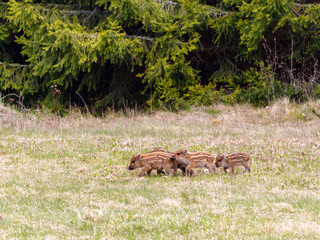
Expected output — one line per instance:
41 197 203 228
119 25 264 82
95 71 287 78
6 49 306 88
170 149 216 176
148 147 170 175
215 152 251 175
149 147 167 153
149 147 188 176
128 152 174 176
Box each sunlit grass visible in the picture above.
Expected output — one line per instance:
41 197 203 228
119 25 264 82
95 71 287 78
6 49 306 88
0 100 320 238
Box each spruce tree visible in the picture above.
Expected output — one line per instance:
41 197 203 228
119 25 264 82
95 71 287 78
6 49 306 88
0 0 320 110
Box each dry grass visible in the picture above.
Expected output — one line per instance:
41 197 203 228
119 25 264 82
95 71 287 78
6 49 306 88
0 99 320 238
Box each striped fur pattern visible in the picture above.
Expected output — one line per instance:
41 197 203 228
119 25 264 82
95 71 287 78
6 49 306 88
149 147 167 153
215 152 251 175
148 147 171 175
170 149 216 176
128 152 174 176
149 147 191 176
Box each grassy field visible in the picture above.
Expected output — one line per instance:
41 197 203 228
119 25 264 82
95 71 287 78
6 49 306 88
0 99 320 239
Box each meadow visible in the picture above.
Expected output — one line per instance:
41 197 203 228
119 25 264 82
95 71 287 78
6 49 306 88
0 99 320 239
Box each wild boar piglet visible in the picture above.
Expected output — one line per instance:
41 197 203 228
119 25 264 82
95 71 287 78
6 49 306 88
149 147 188 175
215 152 251 175
128 152 174 176
170 149 216 176
149 147 167 153
148 147 170 175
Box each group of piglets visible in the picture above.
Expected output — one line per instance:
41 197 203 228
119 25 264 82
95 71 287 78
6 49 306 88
128 147 251 176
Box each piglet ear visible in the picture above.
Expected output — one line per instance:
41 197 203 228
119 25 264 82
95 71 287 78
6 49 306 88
137 154 141 161
223 154 226 161
183 149 188 155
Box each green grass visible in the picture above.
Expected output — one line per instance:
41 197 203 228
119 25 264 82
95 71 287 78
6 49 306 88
0 100 320 238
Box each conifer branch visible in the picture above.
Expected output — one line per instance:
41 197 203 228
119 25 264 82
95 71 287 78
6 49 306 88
156 0 177 6
0 62 28 68
40 7 112 16
209 9 230 17
294 3 320 8
124 35 155 42
155 0 230 16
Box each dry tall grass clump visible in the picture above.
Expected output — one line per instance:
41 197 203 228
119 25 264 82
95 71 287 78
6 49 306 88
269 97 291 117
0 103 28 128
0 99 320 238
